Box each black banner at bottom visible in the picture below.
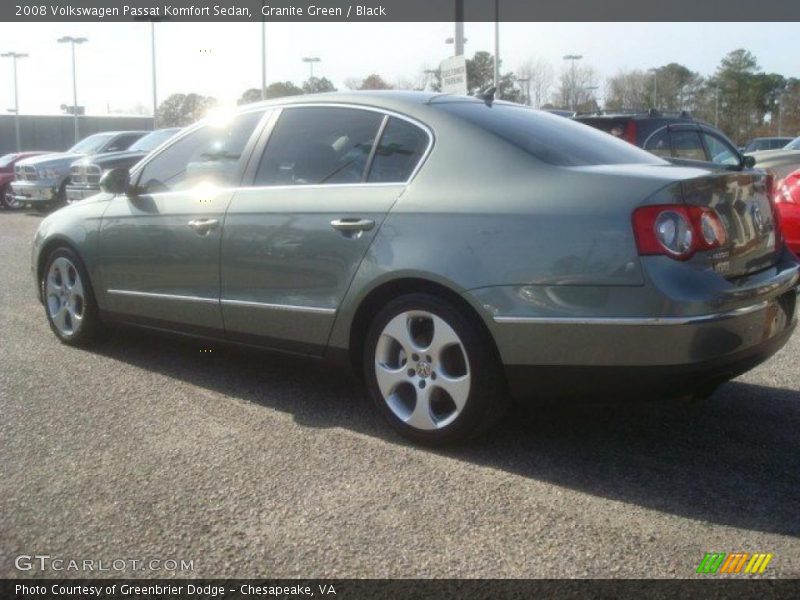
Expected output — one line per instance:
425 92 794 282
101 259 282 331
4 579 800 600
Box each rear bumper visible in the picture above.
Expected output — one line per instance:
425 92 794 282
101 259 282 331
469 254 798 401
505 314 795 402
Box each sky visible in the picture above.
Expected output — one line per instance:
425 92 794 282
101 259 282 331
0 21 797 116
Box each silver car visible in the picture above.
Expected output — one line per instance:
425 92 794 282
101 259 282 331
31 92 799 445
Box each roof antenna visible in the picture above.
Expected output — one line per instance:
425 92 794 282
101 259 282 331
476 86 496 105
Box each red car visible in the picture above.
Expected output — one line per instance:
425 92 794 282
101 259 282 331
775 169 800 256
0 151 49 209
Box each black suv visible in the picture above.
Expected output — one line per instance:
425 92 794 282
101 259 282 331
574 109 752 170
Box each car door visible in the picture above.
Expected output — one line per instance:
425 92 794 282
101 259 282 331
220 105 432 355
97 110 267 333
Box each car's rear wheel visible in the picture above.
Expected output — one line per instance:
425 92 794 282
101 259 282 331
364 293 507 446
41 247 102 345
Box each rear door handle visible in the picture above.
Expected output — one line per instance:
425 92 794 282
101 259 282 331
330 218 375 233
188 219 220 235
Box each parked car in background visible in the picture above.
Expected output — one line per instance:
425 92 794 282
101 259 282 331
30 92 798 446
574 109 750 170
775 168 800 256
10 131 148 211
742 137 794 153
749 136 800 180
66 128 181 203
0 151 49 209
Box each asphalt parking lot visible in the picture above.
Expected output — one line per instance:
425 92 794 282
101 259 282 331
1 209 799 579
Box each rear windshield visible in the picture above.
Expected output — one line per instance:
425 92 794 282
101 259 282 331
436 102 664 166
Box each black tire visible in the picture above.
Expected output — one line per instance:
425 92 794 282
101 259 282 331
41 246 102 346
0 184 17 210
363 293 508 446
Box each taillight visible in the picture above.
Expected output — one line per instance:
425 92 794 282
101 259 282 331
623 121 637 145
632 204 726 260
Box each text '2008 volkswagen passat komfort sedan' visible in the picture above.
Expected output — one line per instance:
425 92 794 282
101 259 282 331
32 92 799 445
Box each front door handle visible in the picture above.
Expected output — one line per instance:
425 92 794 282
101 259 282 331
330 218 375 233
187 219 220 235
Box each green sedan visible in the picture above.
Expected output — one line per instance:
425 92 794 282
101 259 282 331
31 92 799 445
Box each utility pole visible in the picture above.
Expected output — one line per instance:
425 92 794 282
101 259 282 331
1 51 27 151
454 0 464 56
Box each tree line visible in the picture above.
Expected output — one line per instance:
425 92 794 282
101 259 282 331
155 48 798 145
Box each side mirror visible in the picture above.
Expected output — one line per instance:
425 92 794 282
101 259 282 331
99 167 131 195
741 155 756 169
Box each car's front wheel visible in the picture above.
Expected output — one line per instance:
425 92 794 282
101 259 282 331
41 247 102 345
364 293 507 446
1 184 21 210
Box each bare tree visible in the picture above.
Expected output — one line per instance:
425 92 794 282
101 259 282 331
604 70 651 111
556 63 599 111
518 58 554 108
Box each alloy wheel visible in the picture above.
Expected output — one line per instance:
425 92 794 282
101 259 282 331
45 256 86 337
374 310 471 431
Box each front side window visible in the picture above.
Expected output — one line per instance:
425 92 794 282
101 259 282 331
136 111 264 194
367 117 429 183
68 133 115 154
702 132 739 166
255 107 383 186
670 130 707 162
129 128 181 153
104 133 145 153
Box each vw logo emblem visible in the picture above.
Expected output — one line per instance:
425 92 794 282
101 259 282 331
416 361 432 379
751 203 766 233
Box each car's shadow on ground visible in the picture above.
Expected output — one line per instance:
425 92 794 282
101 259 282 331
91 326 800 538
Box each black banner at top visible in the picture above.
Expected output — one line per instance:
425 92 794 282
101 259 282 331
4 0 800 22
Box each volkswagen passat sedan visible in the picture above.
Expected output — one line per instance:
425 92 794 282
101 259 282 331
31 92 799 445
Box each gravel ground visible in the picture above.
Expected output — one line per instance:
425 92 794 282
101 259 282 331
1 210 799 579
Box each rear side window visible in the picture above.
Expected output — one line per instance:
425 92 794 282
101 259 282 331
436 103 664 166
643 128 671 158
367 117 429 183
671 130 707 161
255 107 383 186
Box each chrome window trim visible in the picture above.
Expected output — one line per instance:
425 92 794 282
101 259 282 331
221 298 336 315
493 301 770 326
107 289 336 315
131 102 435 191
107 289 218 305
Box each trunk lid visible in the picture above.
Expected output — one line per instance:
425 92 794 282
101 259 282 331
681 171 779 278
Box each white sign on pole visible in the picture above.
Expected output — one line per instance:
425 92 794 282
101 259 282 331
440 55 467 95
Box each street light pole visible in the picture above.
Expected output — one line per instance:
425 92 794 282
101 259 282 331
493 0 499 89
302 57 321 80
151 23 158 128
563 54 583 111
1 51 27 151
648 68 658 110
57 36 88 143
